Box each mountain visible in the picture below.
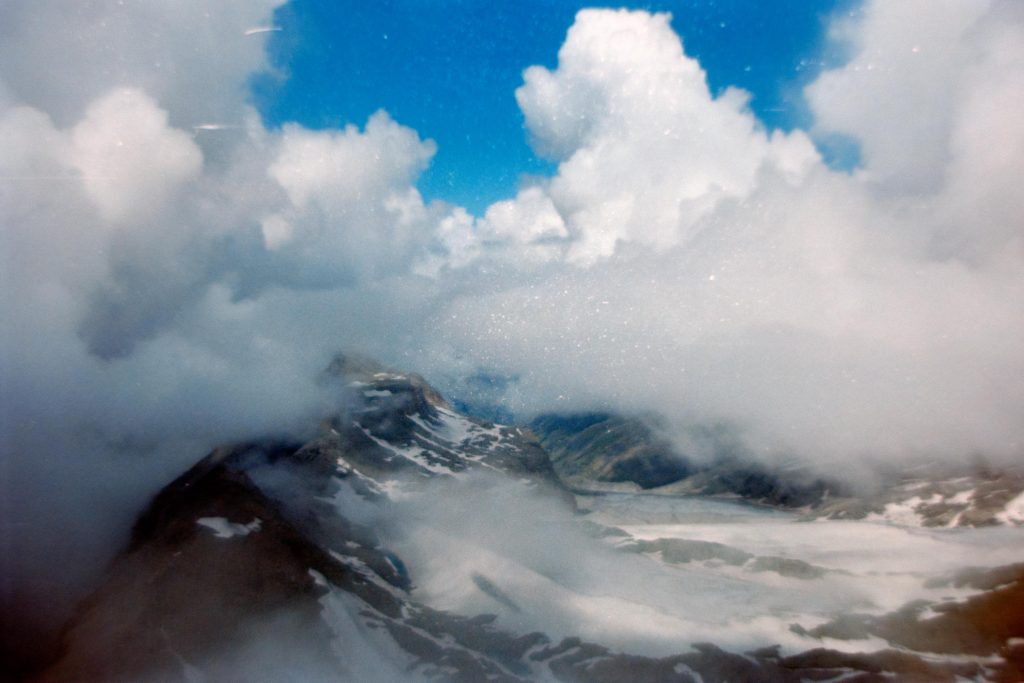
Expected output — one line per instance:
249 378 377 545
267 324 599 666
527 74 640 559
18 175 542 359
37 438 552 683
530 413 834 507
530 412 1024 526
29 357 1024 682
34 355 566 682
312 353 566 497
529 413 692 490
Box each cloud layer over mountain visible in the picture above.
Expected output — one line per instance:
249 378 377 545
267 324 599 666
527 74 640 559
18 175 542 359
426 2 1024 468
2 0 1023 653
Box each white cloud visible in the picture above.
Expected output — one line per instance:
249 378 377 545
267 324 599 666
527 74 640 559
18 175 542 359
515 9 820 264
0 0 285 127
415 5 1024 471
806 0 995 193
269 112 434 210
929 1 1024 261
70 88 202 224
266 111 445 282
478 186 567 244
0 0 308 644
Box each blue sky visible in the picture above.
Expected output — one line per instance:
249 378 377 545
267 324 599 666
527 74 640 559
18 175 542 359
253 0 857 214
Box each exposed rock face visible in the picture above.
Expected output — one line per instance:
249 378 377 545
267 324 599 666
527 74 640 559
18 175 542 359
37 443 348 683
530 413 833 507
810 467 1024 527
317 353 565 495
33 356 572 683
791 563 1024 681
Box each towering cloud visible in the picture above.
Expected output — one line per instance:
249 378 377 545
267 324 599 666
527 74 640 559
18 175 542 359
264 111 441 283
515 9 819 264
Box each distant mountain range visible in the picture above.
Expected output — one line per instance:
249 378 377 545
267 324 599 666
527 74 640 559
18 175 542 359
530 412 1024 528
28 356 1024 682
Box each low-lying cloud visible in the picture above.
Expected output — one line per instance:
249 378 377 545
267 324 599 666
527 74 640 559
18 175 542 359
1 0 1022 660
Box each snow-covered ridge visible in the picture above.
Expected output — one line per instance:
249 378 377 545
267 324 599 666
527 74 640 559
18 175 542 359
533 410 1024 528
298 355 563 500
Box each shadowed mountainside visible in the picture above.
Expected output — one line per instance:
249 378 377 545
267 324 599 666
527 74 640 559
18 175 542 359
530 412 1024 526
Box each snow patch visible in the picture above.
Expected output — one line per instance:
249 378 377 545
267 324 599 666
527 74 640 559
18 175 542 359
195 517 262 539
356 423 454 475
317 585 423 682
373 372 405 381
996 491 1024 525
673 662 703 681
377 478 416 501
948 489 974 505
866 494 948 527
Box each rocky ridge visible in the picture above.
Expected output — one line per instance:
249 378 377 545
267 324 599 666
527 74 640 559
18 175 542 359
530 412 1024 527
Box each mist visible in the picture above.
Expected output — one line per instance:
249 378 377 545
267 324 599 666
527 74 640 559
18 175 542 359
2 0 1023 667
369 472 1024 659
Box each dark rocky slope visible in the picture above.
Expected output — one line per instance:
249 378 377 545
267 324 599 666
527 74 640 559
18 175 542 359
531 412 1024 525
531 413 832 507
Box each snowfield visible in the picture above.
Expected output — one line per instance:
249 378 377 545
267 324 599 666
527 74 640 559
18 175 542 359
386 486 1024 660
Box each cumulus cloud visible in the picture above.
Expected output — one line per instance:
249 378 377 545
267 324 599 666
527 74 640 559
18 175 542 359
516 9 820 264
478 187 568 249
413 5 1024 471
2 0 1023 664
264 111 442 283
806 0 993 194
70 88 203 225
